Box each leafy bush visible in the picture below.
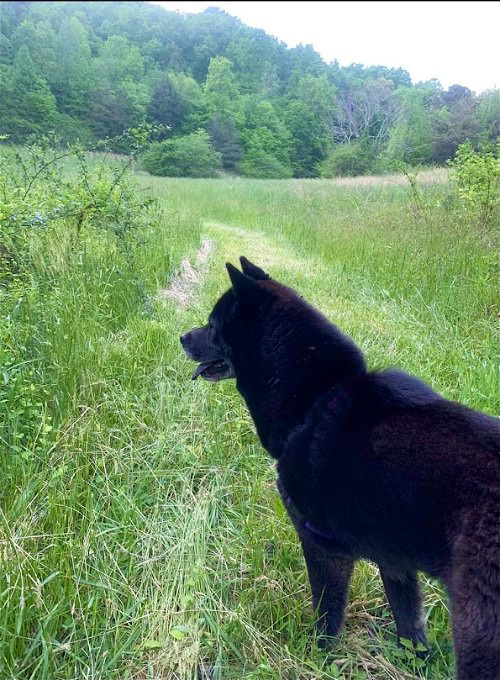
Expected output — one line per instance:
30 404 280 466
52 113 96 147
141 130 221 177
319 141 374 177
0 136 167 430
447 141 500 226
241 146 292 179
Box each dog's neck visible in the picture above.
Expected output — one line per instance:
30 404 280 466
234 328 366 458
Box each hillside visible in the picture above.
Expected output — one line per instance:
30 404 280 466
0 1 498 176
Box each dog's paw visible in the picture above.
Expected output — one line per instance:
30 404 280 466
397 632 430 660
316 631 336 650
314 613 343 649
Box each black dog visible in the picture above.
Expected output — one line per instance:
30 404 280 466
180 257 500 680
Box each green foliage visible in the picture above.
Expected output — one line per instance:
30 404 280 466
477 89 500 143
240 142 293 178
0 45 58 141
341 63 412 89
52 112 96 147
226 31 282 95
380 88 434 170
285 75 334 177
168 71 207 133
50 16 93 118
0 133 161 274
0 1 498 174
86 86 146 145
201 57 245 170
207 114 243 172
10 18 58 84
240 98 292 177
141 129 221 177
431 86 482 163
147 72 206 136
85 35 149 147
95 34 145 85
320 141 374 177
147 74 184 130
447 141 500 226
203 55 240 120
0 135 168 446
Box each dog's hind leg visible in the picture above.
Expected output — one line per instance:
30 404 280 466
449 508 500 680
299 532 354 642
379 567 428 653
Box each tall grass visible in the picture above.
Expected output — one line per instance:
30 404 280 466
141 173 498 412
1 152 498 679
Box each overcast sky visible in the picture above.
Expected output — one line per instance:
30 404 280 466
151 1 499 93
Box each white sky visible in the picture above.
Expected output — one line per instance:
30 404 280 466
151 1 499 93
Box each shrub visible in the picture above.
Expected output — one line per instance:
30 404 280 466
241 146 293 179
53 113 96 147
141 130 221 177
319 141 374 177
447 141 500 227
0 136 167 439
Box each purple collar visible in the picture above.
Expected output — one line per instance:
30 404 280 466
304 520 336 539
282 491 334 540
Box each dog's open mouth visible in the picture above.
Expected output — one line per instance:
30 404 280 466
192 359 232 381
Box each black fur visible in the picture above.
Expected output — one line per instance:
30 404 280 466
180 258 500 679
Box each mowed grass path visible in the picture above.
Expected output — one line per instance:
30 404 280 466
3 173 498 679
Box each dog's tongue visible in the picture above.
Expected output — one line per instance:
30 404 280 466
192 363 209 380
192 360 227 380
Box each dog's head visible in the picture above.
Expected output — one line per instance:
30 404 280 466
180 256 270 382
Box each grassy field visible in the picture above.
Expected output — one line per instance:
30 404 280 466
1 158 498 679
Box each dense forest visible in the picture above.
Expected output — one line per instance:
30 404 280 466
1 0 498 177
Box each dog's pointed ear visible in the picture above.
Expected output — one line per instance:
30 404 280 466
239 256 269 281
226 262 261 298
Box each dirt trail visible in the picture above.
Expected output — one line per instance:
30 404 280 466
159 237 215 307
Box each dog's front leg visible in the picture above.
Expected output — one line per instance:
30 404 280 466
298 529 354 644
379 567 428 654
278 481 354 644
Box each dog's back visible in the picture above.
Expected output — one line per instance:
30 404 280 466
278 366 498 577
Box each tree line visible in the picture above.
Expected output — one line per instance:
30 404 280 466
1 1 498 177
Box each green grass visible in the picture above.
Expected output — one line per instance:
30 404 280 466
1 163 498 679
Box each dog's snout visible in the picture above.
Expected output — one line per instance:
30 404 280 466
180 334 185 346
